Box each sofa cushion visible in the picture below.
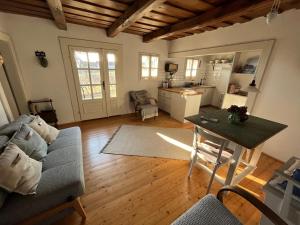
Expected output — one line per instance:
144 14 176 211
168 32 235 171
0 136 9 208
0 114 34 137
0 143 42 195
10 124 48 161
0 161 84 225
47 127 81 153
0 127 84 225
29 116 59 144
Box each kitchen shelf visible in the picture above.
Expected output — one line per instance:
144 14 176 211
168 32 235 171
232 72 255 76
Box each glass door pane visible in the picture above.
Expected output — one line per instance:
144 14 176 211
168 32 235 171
74 50 103 100
106 53 117 98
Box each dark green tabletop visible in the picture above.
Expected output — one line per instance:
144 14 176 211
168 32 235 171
185 110 287 149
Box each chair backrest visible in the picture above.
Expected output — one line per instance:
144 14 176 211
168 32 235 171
196 126 228 147
129 90 150 105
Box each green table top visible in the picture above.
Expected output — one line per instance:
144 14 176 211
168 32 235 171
185 110 287 149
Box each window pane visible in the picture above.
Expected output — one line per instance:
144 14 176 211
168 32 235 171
109 70 116 84
107 53 116 69
185 69 191 77
78 70 90 85
151 56 158 68
151 68 158 77
142 68 149 77
141 55 150 68
186 59 193 70
192 60 198 70
110 85 117 98
92 85 102 99
90 70 101 84
80 86 92 100
74 51 88 68
191 69 197 77
88 52 100 69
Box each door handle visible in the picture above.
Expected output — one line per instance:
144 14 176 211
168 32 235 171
102 81 105 90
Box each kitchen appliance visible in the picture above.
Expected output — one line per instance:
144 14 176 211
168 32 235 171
165 63 178 74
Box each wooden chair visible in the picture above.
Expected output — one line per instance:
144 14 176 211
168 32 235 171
129 90 158 121
172 185 287 225
188 126 232 194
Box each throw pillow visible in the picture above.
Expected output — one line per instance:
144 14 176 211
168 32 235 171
29 116 59 144
0 114 35 137
10 124 48 161
0 143 42 195
0 135 10 208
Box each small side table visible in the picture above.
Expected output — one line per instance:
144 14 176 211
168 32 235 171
28 99 58 127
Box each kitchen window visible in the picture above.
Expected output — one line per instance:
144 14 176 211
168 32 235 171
185 58 199 79
140 53 159 80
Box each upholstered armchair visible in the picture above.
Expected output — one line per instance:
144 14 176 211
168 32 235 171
129 90 158 121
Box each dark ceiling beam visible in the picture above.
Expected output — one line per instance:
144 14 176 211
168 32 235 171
106 0 166 37
46 0 67 30
143 0 280 42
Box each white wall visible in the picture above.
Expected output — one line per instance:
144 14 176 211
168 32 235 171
170 9 300 161
0 12 168 124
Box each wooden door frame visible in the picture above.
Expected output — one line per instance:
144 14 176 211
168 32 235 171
59 37 123 122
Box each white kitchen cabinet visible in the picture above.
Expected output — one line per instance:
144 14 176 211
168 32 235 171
158 89 171 113
158 89 201 123
196 87 214 106
170 94 201 123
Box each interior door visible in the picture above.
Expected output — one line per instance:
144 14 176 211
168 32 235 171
69 47 107 120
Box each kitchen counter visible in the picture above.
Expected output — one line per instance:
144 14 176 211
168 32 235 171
159 86 215 95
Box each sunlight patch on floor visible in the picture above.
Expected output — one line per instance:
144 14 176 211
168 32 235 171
156 132 193 153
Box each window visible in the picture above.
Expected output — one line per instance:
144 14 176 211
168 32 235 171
140 54 159 80
74 51 102 100
185 58 199 79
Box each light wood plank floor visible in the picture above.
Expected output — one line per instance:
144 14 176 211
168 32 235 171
56 112 282 225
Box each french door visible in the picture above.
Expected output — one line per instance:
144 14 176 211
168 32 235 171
69 46 119 120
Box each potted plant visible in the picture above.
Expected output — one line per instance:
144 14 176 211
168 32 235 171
227 105 248 124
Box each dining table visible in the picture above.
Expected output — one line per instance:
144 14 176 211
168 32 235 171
185 109 288 186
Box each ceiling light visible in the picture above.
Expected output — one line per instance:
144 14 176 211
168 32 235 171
266 0 281 24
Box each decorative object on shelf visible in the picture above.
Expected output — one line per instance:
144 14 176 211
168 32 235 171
28 98 58 127
227 105 248 124
243 78 260 93
35 51 48 68
165 63 178 88
266 0 281 24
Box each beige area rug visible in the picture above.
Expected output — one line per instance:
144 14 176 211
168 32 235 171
100 125 194 160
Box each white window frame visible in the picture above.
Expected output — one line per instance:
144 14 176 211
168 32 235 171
185 58 200 80
139 53 160 80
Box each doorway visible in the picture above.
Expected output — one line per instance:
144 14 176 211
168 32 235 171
69 47 120 120
60 38 122 122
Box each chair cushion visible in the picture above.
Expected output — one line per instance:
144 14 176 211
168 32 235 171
135 90 150 105
171 194 242 225
0 114 34 137
10 124 48 161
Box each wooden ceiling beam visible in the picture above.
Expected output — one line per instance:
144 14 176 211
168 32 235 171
143 0 280 42
106 0 166 37
46 0 67 30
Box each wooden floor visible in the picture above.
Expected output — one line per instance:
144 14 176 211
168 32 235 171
56 112 282 225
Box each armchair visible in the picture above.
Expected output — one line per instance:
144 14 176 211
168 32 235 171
129 90 158 121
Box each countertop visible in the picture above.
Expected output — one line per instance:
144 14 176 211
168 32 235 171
159 85 215 96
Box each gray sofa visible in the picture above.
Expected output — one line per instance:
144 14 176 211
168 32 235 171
0 126 85 225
